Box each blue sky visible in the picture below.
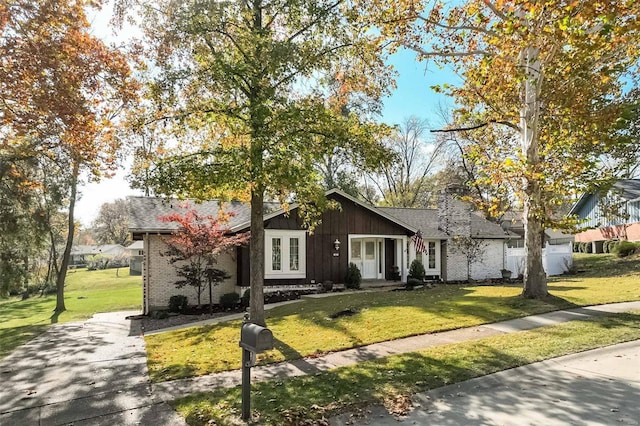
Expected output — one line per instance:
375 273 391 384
75 9 459 226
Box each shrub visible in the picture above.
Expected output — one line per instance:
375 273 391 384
572 241 580 252
151 310 169 319
220 292 240 310
406 277 422 289
602 241 610 253
345 262 361 289
612 241 638 258
168 295 188 313
584 242 593 253
321 280 334 292
241 289 251 307
408 259 426 281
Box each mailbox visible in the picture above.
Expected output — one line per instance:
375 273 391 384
239 323 273 353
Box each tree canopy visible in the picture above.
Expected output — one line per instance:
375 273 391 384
372 0 640 297
118 0 394 324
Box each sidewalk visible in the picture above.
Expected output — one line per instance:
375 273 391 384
152 300 640 402
329 339 640 425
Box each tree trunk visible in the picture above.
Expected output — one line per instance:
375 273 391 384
520 45 548 298
55 162 79 313
249 186 266 326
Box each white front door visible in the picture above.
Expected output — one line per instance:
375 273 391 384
350 238 383 279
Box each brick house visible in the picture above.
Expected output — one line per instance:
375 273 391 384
129 189 515 313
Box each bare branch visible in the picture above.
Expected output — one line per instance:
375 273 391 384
431 120 519 133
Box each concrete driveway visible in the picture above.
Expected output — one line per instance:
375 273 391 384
330 339 640 425
0 311 186 426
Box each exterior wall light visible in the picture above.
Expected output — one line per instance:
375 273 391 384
333 239 341 251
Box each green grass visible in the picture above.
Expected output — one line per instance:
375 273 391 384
173 310 640 425
0 268 142 359
146 253 640 382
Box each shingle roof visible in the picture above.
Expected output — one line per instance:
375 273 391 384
128 197 266 232
129 193 513 239
613 179 640 201
377 207 447 238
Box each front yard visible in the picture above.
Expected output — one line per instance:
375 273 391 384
0 268 142 359
146 253 640 382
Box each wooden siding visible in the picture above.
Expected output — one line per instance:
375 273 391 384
236 193 412 286
576 194 640 228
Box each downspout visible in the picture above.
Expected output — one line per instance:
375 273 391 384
144 233 150 315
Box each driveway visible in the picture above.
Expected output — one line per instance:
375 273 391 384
330 339 640 425
0 311 186 426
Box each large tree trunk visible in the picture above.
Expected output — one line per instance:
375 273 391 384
520 46 548 298
55 162 79 313
249 186 266 326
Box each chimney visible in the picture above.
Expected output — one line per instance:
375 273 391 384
438 186 471 237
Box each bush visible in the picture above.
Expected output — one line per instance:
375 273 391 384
602 241 610 254
345 262 361 289
241 289 251 307
608 240 619 253
584 242 593 253
406 277 422 289
168 295 188 313
220 292 240 310
612 241 638 258
572 242 580 253
408 259 426 281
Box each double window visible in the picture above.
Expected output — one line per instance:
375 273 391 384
265 230 306 278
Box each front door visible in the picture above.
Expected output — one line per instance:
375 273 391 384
351 238 383 279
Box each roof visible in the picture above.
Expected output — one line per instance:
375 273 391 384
127 240 144 250
128 197 278 233
128 189 513 239
129 189 417 234
569 179 640 215
377 207 447 239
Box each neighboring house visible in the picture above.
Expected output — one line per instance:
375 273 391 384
569 179 640 250
499 211 574 248
69 244 127 267
128 240 144 276
129 189 516 313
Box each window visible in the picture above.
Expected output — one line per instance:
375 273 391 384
289 238 299 271
351 241 362 260
272 238 282 271
428 241 436 269
265 230 306 278
365 241 375 259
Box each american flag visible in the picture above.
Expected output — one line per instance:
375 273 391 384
412 230 426 254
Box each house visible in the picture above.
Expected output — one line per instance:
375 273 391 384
569 179 640 251
128 240 144 275
69 244 127 268
129 189 516 313
499 211 574 248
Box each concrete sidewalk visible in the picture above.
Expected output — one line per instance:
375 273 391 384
152 301 640 402
0 311 186 426
329 339 640 425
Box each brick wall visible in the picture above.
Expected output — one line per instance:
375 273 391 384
438 191 472 281
469 240 505 280
145 234 238 312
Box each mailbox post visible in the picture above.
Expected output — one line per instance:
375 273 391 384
239 314 274 421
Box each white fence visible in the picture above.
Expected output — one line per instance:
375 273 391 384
505 242 573 277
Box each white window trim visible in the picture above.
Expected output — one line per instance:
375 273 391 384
265 230 307 279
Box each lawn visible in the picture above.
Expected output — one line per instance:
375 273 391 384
173 310 640 425
146 253 640 382
0 268 142 359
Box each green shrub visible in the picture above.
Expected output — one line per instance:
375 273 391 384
345 262 361 289
168 295 188 313
572 242 580 252
406 277 422 289
603 241 610 254
584 242 593 253
609 240 619 254
220 292 240 309
241 289 251 307
612 241 638 258
408 259 426 281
